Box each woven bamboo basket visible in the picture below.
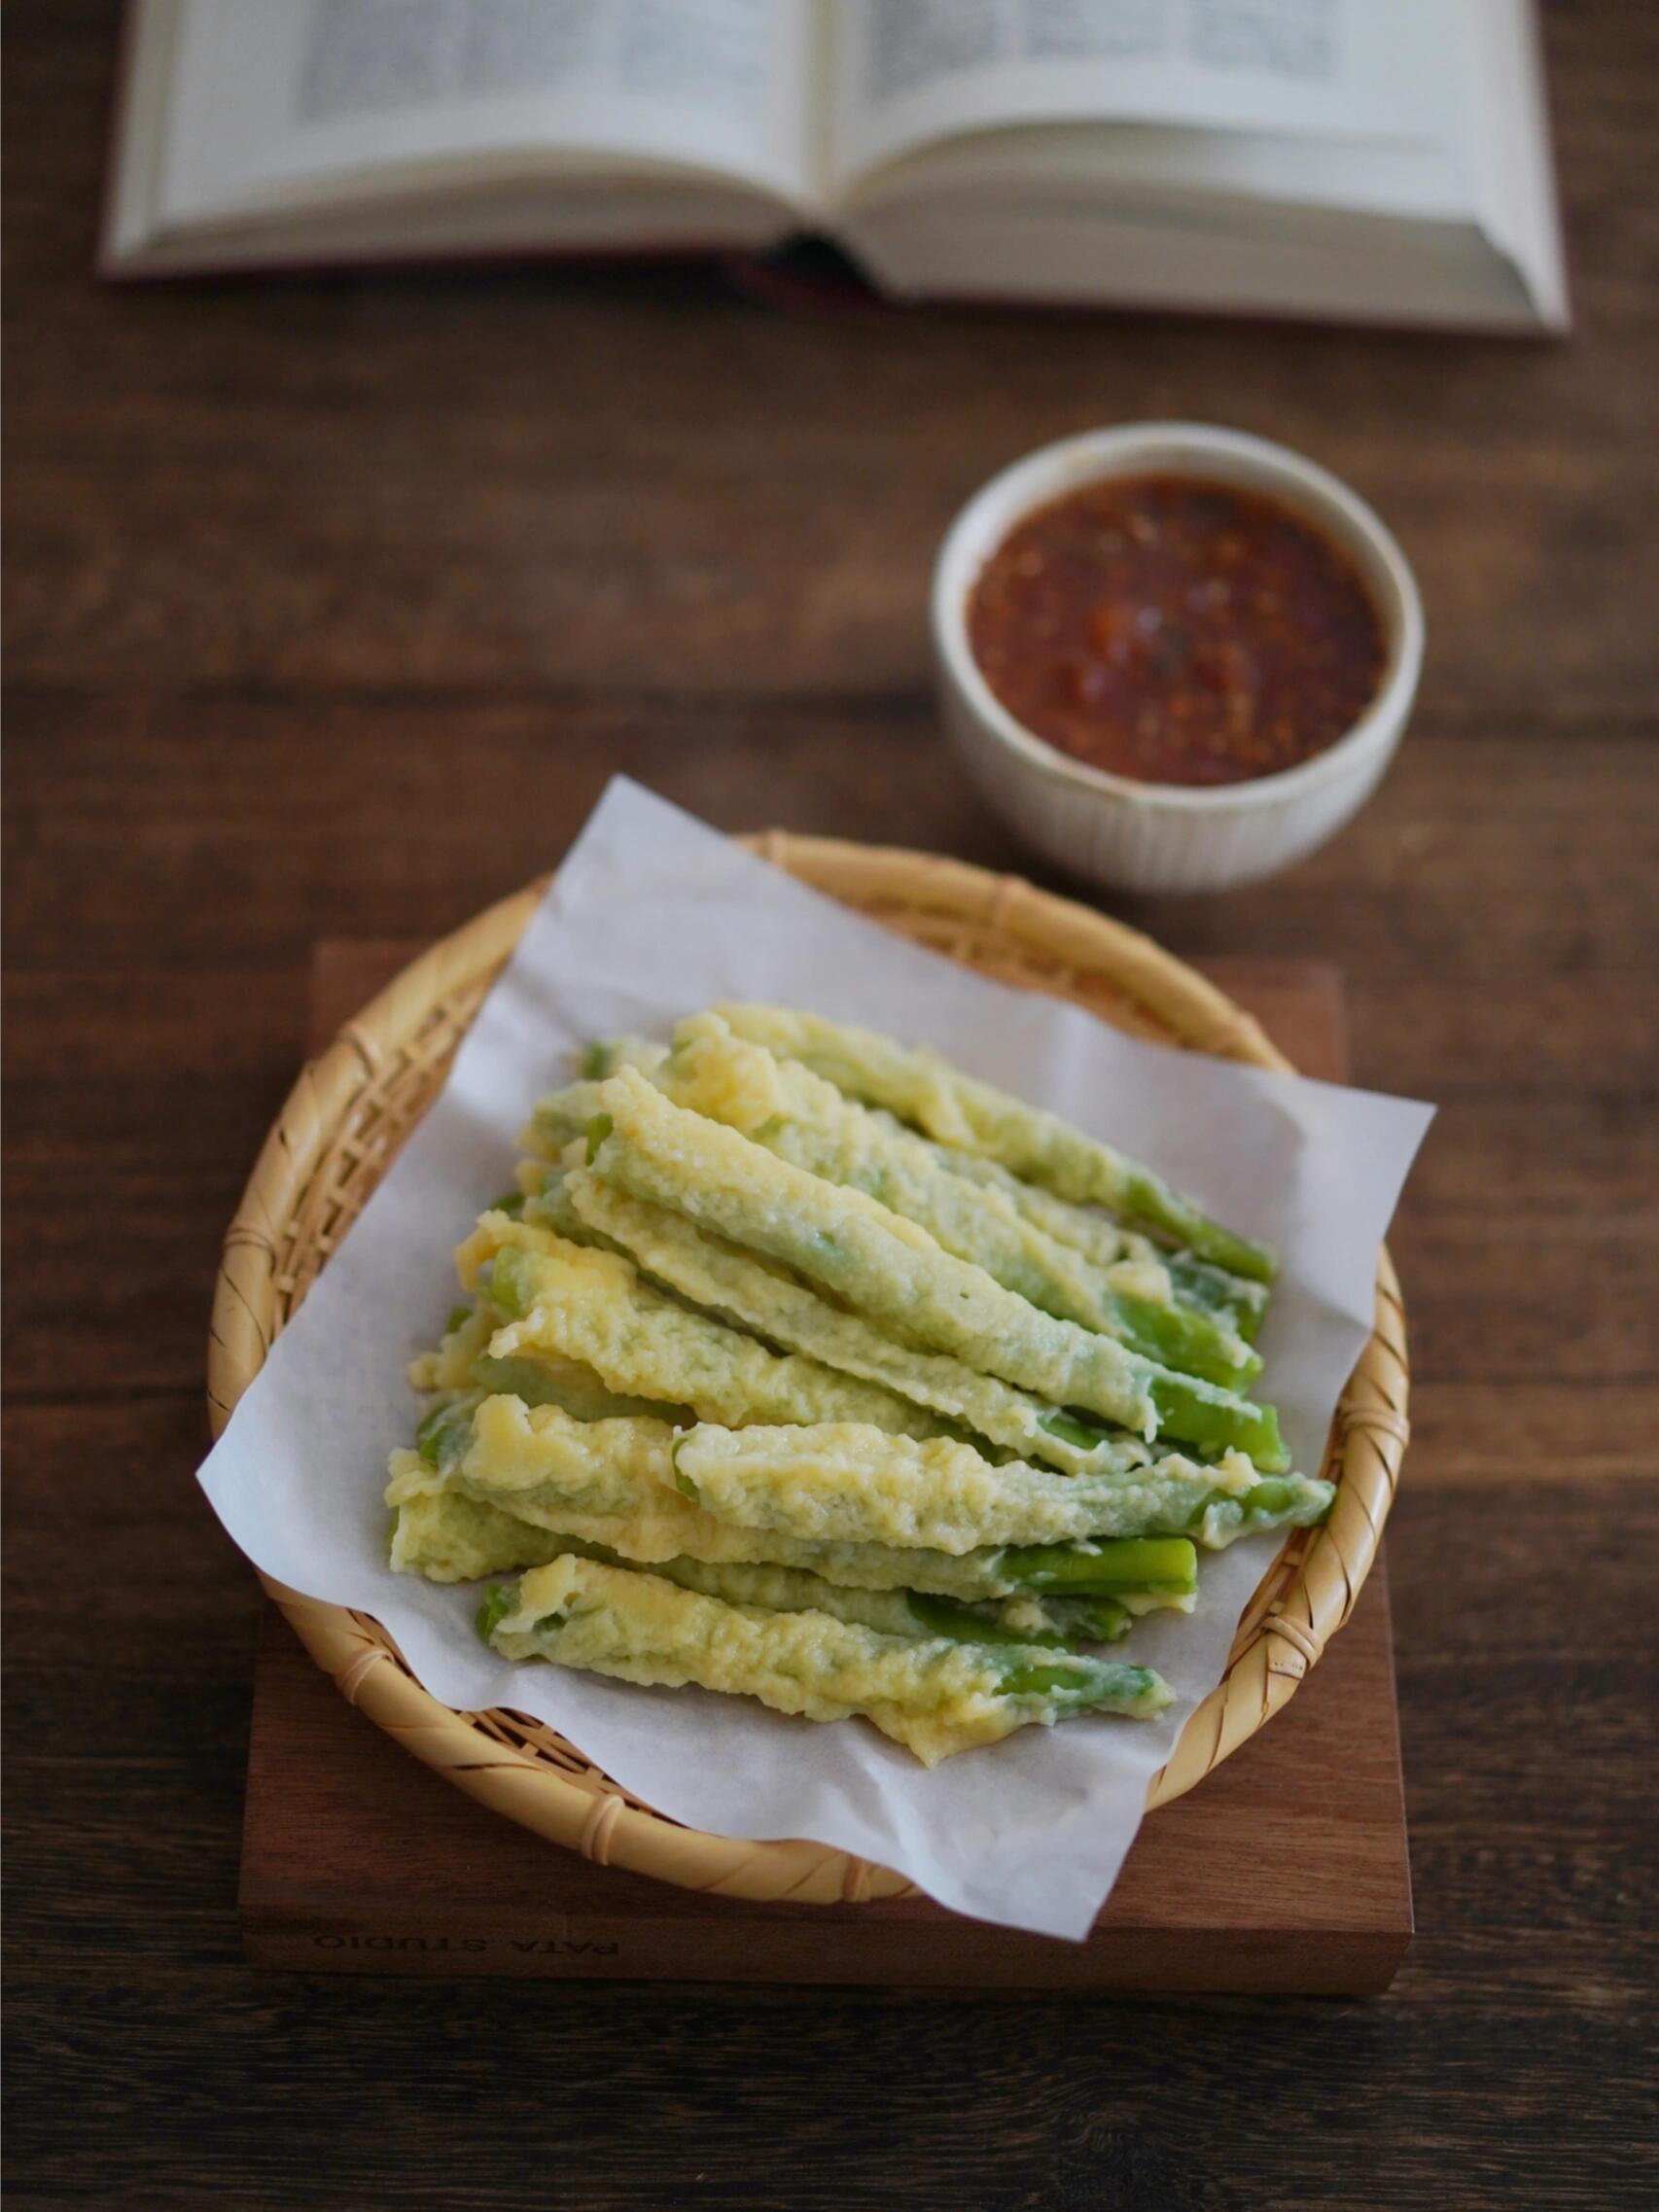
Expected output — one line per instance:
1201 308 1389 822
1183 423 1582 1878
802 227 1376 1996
208 834 1409 1909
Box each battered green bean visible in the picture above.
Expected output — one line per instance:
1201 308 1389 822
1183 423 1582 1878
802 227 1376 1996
391 1484 579 1582
913 1136 1272 1342
416 1289 682 1423
388 1398 1206 1602
588 1067 1288 1465
392 1492 1117 1639
658 1015 1259 1387
465 1213 950 1439
714 1002 1277 1283
673 1422 1326 1554
522 1035 671 1159
480 1555 1174 1764
394 1000 1324 1766
561 1167 1155 1478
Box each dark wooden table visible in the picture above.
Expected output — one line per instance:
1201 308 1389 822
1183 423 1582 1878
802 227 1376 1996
5 5 1657 2207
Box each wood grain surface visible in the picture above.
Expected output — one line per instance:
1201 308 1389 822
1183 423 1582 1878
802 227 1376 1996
4 2 1657 2206
244 1557 1409 1992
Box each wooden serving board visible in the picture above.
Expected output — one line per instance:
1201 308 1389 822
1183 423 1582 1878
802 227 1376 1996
238 945 1409 1992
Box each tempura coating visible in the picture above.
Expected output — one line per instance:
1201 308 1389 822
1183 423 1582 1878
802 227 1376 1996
389 1477 576 1582
588 1067 1286 1464
713 1002 1277 1283
395 1481 1168 1640
673 1422 1329 1554
391 1396 1183 1602
409 1295 677 1422
484 1555 1173 1764
561 1168 1151 1477
660 1014 1257 1385
913 1135 1271 1340
464 1211 948 1439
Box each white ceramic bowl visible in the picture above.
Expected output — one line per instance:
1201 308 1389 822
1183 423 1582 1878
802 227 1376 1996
933 423 1424 895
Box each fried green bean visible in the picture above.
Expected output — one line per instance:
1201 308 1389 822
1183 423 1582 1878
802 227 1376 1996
415 1291 687 1426
388 1397 1202 1602
657 1015 1258 1387
392 1481 1135 1651
561 1168 1154 1478
390 1483 578 1582
521 1036 671 1159
408 1298 496 1393
714 1002 1277 1284
996 1537 1200 1595
466 1352 680 1424
479 1555 1174 1764
588 1067 1287 1465
914 1137 1273 1342
521 1077 609 1160
391 1489 1117 1639
673 1422 1326 1554
555 1032 1271 1348
462 1213 949 1440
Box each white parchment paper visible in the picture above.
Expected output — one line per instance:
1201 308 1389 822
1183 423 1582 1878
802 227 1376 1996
198 780 1432 1940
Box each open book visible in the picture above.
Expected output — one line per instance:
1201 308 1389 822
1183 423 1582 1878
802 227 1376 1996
104 0 1568 333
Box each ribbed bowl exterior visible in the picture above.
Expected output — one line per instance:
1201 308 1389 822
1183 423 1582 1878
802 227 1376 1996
933 423 1423 896
941 673 1400 895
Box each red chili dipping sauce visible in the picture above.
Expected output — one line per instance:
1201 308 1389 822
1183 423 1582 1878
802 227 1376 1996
967 474 1387 788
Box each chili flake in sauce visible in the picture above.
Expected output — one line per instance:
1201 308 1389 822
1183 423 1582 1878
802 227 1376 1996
967 474 1386 787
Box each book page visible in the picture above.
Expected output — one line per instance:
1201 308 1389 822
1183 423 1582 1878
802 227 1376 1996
831 0 1456 185
156 0 817 225
1457 0 1569 327
840 110 1480 229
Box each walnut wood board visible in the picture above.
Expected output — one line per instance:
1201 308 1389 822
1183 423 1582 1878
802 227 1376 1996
235 943 1408 1992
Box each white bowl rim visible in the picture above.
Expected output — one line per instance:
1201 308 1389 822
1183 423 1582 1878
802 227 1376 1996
933 421 1425 816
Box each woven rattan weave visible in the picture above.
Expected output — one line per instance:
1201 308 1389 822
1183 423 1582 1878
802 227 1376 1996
207 835 1408 1908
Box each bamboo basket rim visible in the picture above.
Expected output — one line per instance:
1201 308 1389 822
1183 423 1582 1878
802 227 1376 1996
207 833 1409 1912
